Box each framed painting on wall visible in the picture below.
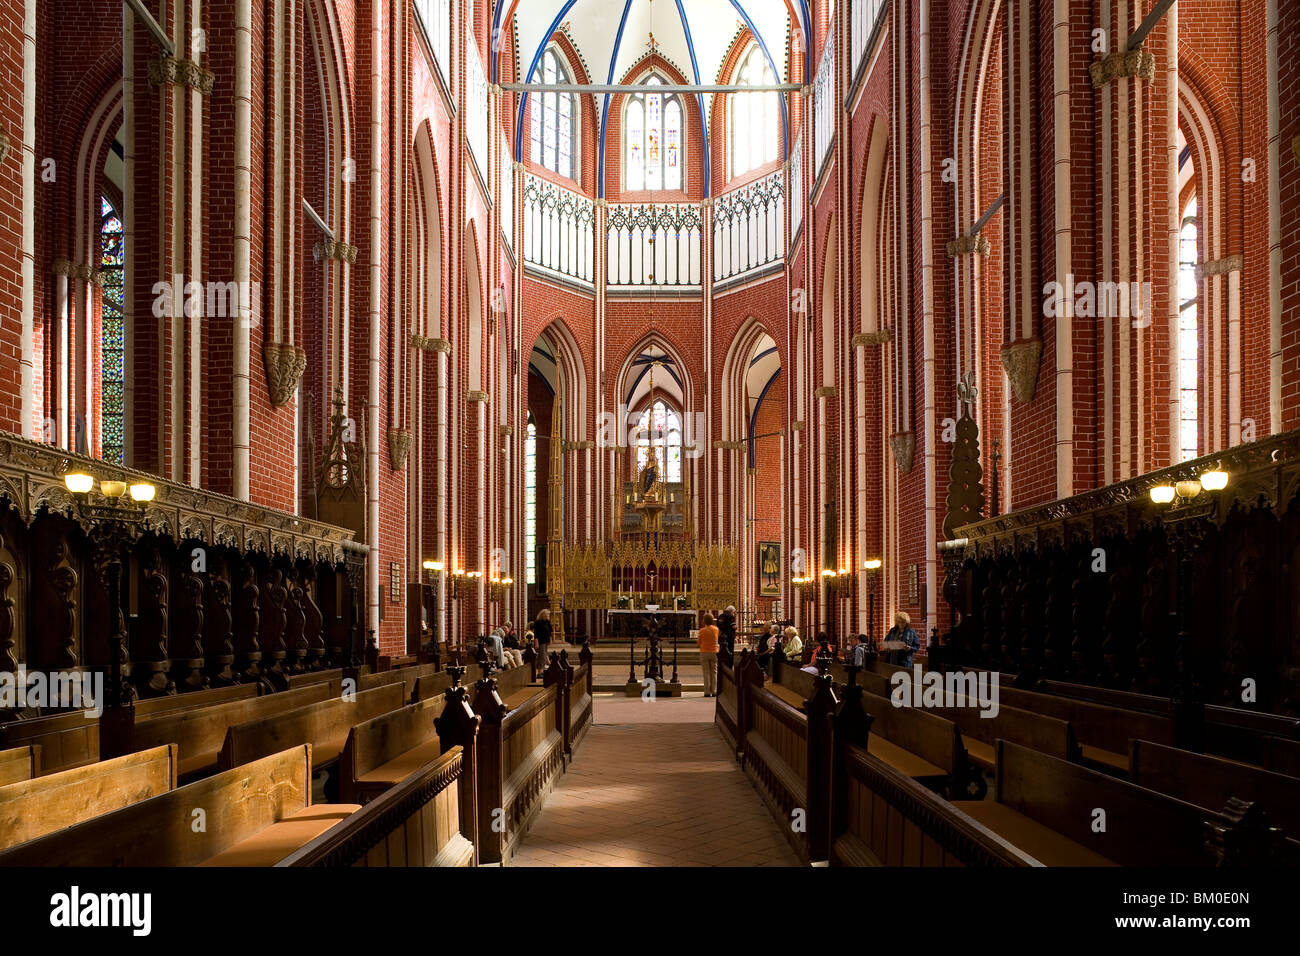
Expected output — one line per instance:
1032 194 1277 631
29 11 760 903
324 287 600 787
758 541 781 596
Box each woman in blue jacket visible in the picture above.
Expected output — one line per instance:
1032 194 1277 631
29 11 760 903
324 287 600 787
884 611 920 667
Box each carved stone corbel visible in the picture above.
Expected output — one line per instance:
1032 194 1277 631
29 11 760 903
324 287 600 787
387 428 412 471
852 329 893 347
1000 337 1043 404
263 341 307 407
313 239 358 264
946 234 991 257
889 431 916 472
1088 47 1156 87
0 127 9 166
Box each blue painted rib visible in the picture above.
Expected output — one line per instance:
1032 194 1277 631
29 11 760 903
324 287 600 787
729 0 790 160
672 0 710 196
626 359 683 405
747 366 781 467
598 0 635 198
795 0 812 69
514 0 581 162
490 0 505 83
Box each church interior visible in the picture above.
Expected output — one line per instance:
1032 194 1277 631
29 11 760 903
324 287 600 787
0 0 1297 889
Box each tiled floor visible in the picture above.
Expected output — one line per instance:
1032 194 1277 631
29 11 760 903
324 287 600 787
511 693 803 867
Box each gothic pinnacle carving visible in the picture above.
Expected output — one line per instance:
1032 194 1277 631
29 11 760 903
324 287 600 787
1000 337 1043 404
263 341 307 407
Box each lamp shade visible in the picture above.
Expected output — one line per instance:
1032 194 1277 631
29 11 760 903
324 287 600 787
1200 469 1229 492
864 558 882 570
1150 484 1176 505
1175 479 1202 499
63 472 93 495
100 479 127 499
129 482 156 502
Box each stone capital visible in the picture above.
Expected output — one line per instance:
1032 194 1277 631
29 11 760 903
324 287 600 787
313 239 358 264
791 420 806 432
852 329 892 347
1195 254 1244 281
1089 47 1156 88
889 432 916 472
148 55 216 94
51 257 74 277
500 424 514 437
814 385 837 399
0 127 9 166
946 234 991 257
466 390 490 404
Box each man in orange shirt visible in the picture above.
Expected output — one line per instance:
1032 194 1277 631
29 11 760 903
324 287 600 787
697 612 720 698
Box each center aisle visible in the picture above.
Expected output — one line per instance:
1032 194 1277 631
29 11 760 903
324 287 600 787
513 694 802 867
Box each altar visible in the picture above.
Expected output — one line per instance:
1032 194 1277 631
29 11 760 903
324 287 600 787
606 607 697 642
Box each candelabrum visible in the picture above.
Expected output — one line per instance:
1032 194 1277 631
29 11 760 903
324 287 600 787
1148 466 1230 751
863 558 882 650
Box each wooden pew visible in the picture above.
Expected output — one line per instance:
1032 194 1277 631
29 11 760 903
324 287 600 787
130 682 335 780
357 662 440 703
133 682 260 718
827 680 1037 867
0 745 38 786
1041 679 1300 765
994 684 1175 774
413 669 455 704
217 683 406 774
338 697 445 805
466 656 569 864
733 652 837 863
929 698 1075 775
287 668 343 696
0 685 266 777
0 745 178 850
950 740 1225 866
715 654 740 752
0 746 359 867
279 746 476 867
1130 738 1300 844
0 710 99 775
1265 735 1300 778
567 646 594 755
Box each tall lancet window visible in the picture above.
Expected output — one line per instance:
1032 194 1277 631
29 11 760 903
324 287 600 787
634 400 683 482
730 44 779 177
99 195 126 465
624 75 683 191
1178 198 1199 462
525 413 538 585
530 47 577 180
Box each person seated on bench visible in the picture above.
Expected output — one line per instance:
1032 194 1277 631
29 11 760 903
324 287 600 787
883 612 920 667
483 628 507 669
849 633 869 668
782 625 803 665
501 624 525 669
758 622 781 674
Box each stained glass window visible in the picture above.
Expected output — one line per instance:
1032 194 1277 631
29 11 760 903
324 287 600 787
525 414 538 585
634 400 683 482
99 195 125 466
625 75 683 191
730 45 779 178
1178 198 1199 462
530 48 577 180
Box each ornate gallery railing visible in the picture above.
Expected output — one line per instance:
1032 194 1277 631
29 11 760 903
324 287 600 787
814 32 836 177
851 0 887 84
606 201 703 288
789 130 804 239
523 173 596 285
412 0 451 88
713 168 785 284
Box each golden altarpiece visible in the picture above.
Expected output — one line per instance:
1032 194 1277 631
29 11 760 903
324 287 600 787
543 368 738 640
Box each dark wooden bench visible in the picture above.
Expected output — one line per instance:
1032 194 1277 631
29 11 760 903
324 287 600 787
413 669 455 703
1130 738 1300 844
130 683 335 780
854 688 963 790
930 698 1075 773
1042 679 1300 764
287 668 344 696
0 745 38 786
279 745 475 867
133 682 260 718
218 683 406 774
1265 735 1300 778
338 697 445 805
950 740 1226 866
0 710 99 775
0 745 359 867
995 684 1174 774
357 663 441 703
0 744 178 850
